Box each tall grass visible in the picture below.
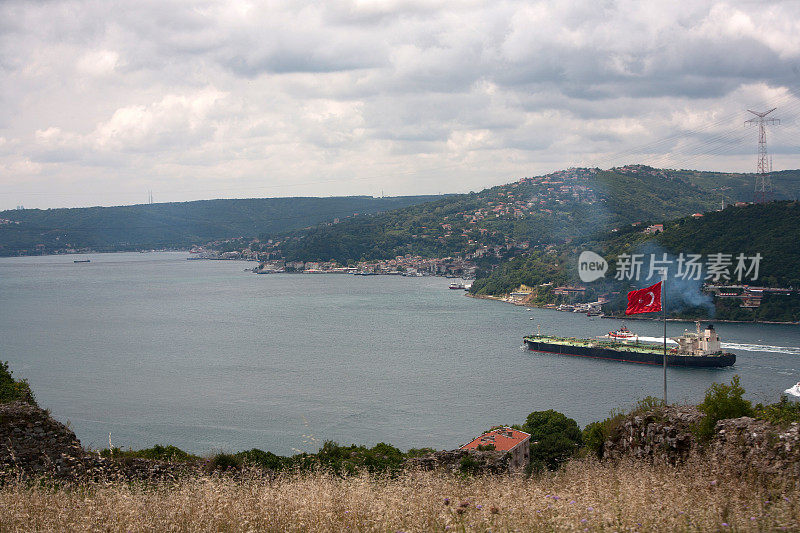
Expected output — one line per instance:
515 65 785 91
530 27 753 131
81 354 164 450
1 456 797 532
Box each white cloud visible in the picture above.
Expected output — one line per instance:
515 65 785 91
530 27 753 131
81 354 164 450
1 0 800 209
91 88 229 152
3 157 42 176
77 49 120 76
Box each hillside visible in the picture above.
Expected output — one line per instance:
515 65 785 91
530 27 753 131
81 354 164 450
656 201 800 287
469 201 800 322
260 166 792 265
0 196 440 256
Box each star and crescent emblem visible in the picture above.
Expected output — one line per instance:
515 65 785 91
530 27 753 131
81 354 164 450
626 281 662 315
644 291 655 306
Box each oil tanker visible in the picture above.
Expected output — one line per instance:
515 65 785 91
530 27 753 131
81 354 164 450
523 323 735 368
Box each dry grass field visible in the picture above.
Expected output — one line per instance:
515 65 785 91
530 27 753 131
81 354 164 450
0 457 798 532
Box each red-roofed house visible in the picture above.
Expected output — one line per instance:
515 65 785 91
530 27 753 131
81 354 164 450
460 427 531 472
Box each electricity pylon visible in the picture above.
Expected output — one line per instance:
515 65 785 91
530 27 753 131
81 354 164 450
745 108 780 203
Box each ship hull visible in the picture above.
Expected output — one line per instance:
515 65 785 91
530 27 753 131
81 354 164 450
524 338 735 368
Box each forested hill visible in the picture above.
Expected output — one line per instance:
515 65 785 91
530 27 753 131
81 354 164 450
656 201 800 287
266 166 800 264
470 201 800 298
0 196 440 256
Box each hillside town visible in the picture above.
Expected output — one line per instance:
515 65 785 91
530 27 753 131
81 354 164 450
200 167 612 272
191 246 481 279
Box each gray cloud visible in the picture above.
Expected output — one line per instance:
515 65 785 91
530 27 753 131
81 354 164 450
1 0 799 209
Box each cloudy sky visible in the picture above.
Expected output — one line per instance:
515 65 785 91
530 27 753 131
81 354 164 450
1 0 799 210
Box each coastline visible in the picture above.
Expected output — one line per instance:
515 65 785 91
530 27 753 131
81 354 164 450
465 293 800 325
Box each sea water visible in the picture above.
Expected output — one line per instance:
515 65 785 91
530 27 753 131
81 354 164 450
1 252 799 454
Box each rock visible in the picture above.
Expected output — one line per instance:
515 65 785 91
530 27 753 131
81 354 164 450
710 418 800 478
602 406 800 479
602 405 702 464
404 449 512 474
1 401 200 484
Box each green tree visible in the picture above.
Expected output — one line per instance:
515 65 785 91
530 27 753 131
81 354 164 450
697 375 754 441
522 410 582 472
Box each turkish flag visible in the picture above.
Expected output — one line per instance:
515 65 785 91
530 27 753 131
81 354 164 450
625 281 662 315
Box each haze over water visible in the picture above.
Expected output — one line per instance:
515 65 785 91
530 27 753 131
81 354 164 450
2 252 799 455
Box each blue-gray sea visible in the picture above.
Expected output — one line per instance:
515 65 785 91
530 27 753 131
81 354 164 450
1 252 799 455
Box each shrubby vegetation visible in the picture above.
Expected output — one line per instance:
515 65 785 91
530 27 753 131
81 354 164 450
100 444 199 462
582 397 664 460
0 361 36 406
98 441 414 477
754 396 800 428
200 442 411 476
696 375 754 442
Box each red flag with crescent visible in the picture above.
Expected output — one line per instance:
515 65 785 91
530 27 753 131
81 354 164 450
625 281 662 315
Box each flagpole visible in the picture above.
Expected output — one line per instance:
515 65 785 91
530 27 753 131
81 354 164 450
663 274 667 405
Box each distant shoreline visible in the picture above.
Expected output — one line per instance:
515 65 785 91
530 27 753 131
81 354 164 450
465 293 800 325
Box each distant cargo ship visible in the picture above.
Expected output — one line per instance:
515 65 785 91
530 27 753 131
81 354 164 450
523 323 735 368
73 259 91 263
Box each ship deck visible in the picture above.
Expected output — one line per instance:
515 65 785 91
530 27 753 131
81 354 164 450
524 335 707 356
523 335 735 366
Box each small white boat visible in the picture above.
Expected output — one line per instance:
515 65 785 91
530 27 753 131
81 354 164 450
784 382 800 398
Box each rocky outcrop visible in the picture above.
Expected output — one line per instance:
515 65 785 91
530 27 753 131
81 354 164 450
711 417 800 478
0 401 89 481
603 406 800 478
404 449 511 474
602 405 702 464
0 401 199 483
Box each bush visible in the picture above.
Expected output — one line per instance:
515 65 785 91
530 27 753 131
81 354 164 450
298 441 407 476
697 375 753 442
235 449 287 470
754 396 800 427
459 454 481 475
100 444 199 461
522 410 582 472
631 396 665 416
0 361 36 406
207 453 242 472
582 421 606 459
405 447 437 458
